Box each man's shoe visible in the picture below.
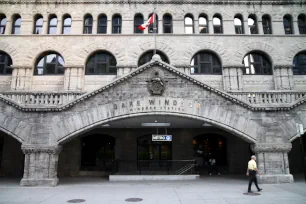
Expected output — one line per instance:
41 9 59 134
258 188 262 192
248 190 253 193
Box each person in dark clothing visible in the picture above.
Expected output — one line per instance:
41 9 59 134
208 156 220 175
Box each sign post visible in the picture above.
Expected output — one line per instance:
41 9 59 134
296 123 306 182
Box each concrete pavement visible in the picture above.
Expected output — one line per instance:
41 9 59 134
0 175 305 204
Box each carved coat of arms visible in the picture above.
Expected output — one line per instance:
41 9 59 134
148 77 164 95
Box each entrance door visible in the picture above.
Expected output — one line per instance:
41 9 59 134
138 135 172 160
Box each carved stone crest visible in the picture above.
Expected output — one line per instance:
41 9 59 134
148 71 164 95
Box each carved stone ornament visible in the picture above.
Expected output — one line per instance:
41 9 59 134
148 72 164 96
251 143 292 153
21 145 62 155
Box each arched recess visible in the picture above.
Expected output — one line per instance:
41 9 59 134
138 50 170 66
57 112 258 146
242 50 273 75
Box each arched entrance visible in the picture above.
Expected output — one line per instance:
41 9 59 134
289 133 306 180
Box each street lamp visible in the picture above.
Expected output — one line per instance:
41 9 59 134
296 123 306 182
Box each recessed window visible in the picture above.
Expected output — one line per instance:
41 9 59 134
86 51 117 75
199 14 208 34
248 15 258 34
148 13 158 33
234 15 244 34
191 51 222 75
0 14 7 34
33 15 43 34
283 14 293 34
12 15 21 34
163 14 172 33
262 15 272 34
243 52 272 75
0 51 13 75
184 14 194 34
298 14 306 34
138 50 169 67
134 13 144 34
213 15 222 34
84 14 93 34
112 14 122 34
98 14 107 34
48 15 57 34
293 52 306 75
34 53 65 75
62 15 71 34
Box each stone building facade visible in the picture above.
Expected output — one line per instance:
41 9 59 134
0 0 305 186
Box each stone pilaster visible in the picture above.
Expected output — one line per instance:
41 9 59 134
64 65 84 91
251 143 293 184
20 145 62 187
11 66 32 91
274 65 294 90
223 66 244 91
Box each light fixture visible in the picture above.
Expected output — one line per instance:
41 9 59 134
141 123 171 127
101 124 110 127
202 123 212 127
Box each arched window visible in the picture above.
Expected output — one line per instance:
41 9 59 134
248 15 258 34
85 51 117 75
138 50 169 67
243 52 272 75
148 13 158 33
163 14 172 33
84 14 93 34
283 14 293 34
34 52 65 75
191 51 222 74
112 14 122 34
213 14 223 34
293 52 306 75
134 13 144 34
62 14 71 34
98 14 107 34
33 14 43 34
298 14 306 34
0 51 13 75
0 14 7 34
234 14 244 34
48 15 57 34
184 14 194 34
12 15 21 34
199 14 208 34
262 15 272 34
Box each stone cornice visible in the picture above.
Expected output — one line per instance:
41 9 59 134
0 0 305 5
251 143 292 153
223 65 245 69
22 145 62 154
274 65 294 69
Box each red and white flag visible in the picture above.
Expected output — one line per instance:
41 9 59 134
138 14 155 30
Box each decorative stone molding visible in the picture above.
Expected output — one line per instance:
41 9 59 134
274 65 294 69
0 0 304 5
11 66 32 69
251 143 292 153
223 65 245 69
22 145 62 154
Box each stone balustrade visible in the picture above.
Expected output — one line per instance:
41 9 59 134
0 92 83 107
229 91 306 106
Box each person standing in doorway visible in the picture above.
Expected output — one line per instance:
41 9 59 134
208 155 220 175
246 155 262 193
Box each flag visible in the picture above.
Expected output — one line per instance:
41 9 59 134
138 14 155 31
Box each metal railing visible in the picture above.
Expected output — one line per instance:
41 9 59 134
111 160 197 175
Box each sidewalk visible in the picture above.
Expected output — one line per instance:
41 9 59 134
0 175 305 204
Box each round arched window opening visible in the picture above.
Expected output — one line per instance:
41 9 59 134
34 52 64 75
138 50 169 67
242 52 272 75
85 51 117 75
0 51 13 75
190 51 222 75
293 51 306 75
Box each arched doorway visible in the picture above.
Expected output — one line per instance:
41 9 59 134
289 133 306 180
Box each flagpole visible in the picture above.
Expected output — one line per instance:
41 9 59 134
153 0 157 56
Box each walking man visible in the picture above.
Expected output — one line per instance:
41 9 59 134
208 156 220 175
246 155 262 193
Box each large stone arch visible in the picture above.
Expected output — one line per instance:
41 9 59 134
285 41 306 64
0 42 18 65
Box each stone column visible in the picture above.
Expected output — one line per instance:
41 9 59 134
11 66 32 90
56 18 62 35
251 143 293 184
223 66 244 91
194 19 199 34
20 145 62 187
43 16 49 34
64 65 84 91
274 65 294 90
257 21 264 34
293 20 300 35
107 19 112 34
208 19 214 34
5 20 12 34
244 20 249 34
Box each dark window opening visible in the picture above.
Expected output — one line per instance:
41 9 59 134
48 15 57 34
34 53 65 75
163 14 172 33
199 15 208 34
283 15 293 34
84 14 93 34
234 15 244 34
262 15 272 34
98 14 107 34
213 15 223 34
85 51 117 75
138 50 169 67
191 51 222 75
0 14 7 34
148 13 158 33
243 52 272 75
248 15 258 34
298 14 306 34
34 15 43 34
62 15 71 34
12 15 21 34
112 14 122 34
293 52 306 75
134 14 144 34
0 51 13 75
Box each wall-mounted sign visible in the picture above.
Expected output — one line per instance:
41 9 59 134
152 135 172 141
